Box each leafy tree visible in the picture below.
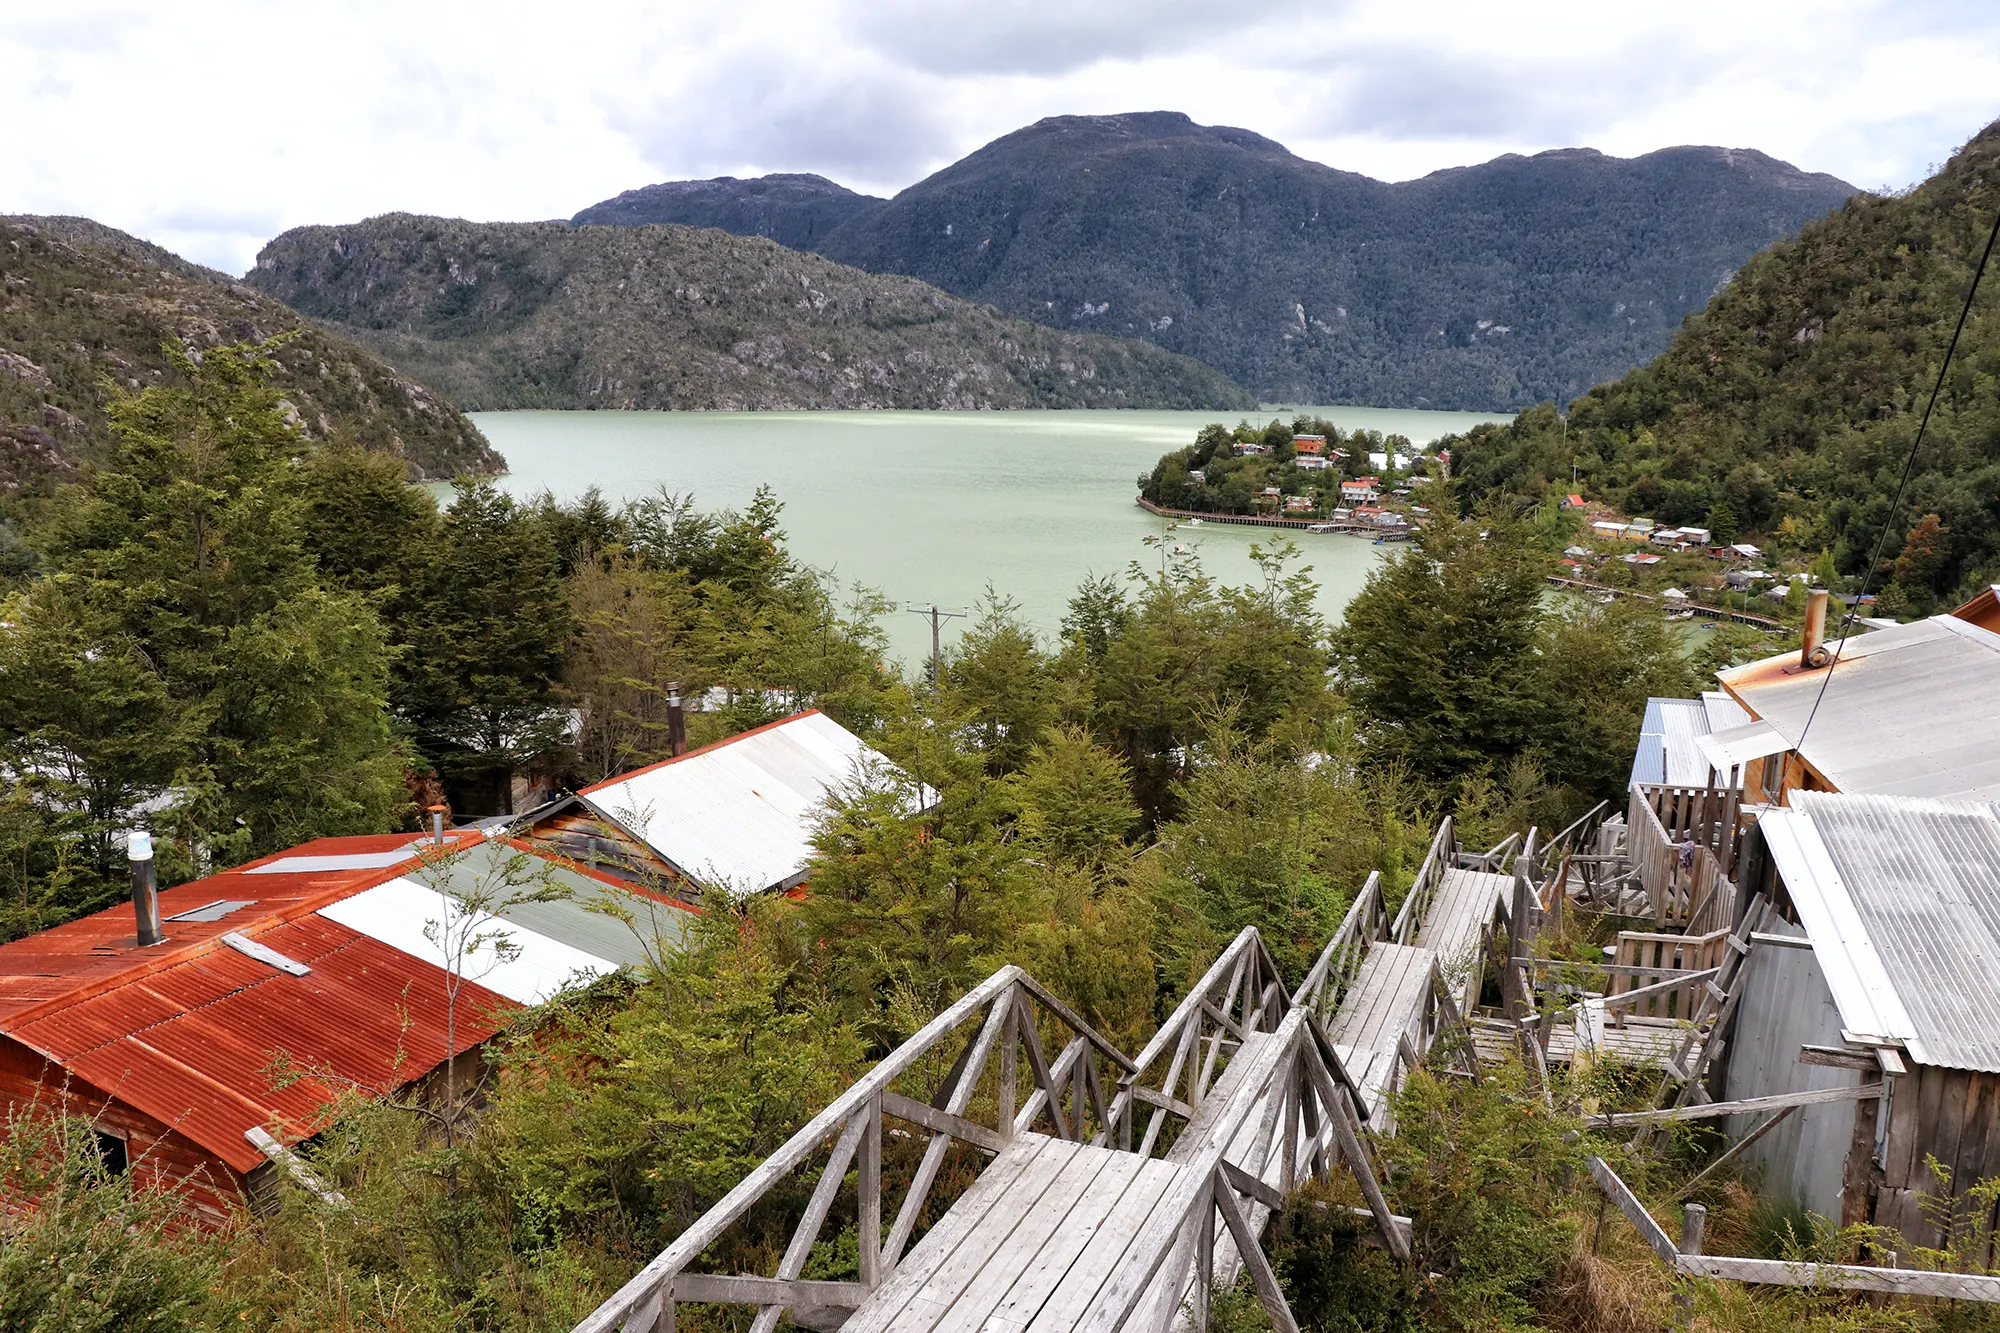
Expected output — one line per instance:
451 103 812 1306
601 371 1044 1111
1894 512 1952 591
396 480 572 814
0 341 404 889
1330 513 1550 787
1705 499 1740 546
944 592 1058 776
1012 725 1139 869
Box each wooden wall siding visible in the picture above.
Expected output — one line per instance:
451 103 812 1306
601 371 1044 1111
1878 1065 2000 1264
0 1036 247 1228
1719 937 1858 1222
1626 785 1738 930
1606 929 1730 1023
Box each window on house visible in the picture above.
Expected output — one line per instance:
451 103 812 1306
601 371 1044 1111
1761 752 1787 802
91 1127 129 1175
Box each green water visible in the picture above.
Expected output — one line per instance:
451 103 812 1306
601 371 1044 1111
470 407 1507 667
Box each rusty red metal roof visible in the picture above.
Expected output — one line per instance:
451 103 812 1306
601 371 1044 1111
0 832 513 1172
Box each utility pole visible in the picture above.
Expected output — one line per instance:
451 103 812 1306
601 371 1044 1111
905 603 968 685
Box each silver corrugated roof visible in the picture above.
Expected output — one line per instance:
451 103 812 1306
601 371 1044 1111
1762 791 2000 1072
418 841 692 969
1630 696 1731 788
1719 616 2000 800
581 711 917 895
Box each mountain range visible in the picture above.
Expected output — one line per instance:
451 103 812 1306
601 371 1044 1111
0 216 500 492
573 112 1857 410
246 213 1252 412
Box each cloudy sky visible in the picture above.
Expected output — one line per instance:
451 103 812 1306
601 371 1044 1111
6 0 1997 275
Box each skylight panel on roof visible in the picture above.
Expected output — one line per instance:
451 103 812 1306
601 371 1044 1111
165 899 256 923
245 847 422 874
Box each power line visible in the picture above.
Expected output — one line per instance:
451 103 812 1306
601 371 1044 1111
1791 196 2000 759
904 603 968 685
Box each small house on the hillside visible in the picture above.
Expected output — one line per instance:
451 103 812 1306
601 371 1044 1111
1726 791 2000 1255
544 710 925 899
1591 521 1625 540
0 832 692 1225
1341 477 1380 504
1233 441 1272 457
1295 456 1332 472
1560 494 1586 510
1293 435 1326 456
1283 495 1315 513
1623 552 1663 566
1707 611 2000 805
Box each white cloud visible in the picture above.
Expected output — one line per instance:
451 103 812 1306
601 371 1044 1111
1 0 1994 274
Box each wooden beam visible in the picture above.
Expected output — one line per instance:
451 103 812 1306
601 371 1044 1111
244 1126 348 1208
1221 1159 1288 1213
671 1275 870 1308
1128 1085 1195 1118
1597 1081 1882 1127
1597 968 1723 1012
857 1094 882 1286
1587 1156 1676 1263
1799 1044 1878 1071
879 1091 1007 1154
1675 1255 2000 1301
1213 1176 1302 1333
1667 1105 1798 1204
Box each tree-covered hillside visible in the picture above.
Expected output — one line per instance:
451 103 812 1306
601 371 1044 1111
246 214 1254 412
0 217 501 488
579 113 1855 409
1443 118 2000 615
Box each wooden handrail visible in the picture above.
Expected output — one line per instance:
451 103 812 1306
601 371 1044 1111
1292 872 1383 1012
1391 817 1455 943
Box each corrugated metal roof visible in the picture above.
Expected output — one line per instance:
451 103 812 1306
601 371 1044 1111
318 877 617 1005
581 710 912 894
1701 691 1751 732
1630 696 1730 788
419 841 692 970
0 829 697 1172
1762 792 2000 1072
1696 720 1791 772
1718 616 2000 800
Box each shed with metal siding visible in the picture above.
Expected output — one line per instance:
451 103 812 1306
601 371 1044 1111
1724 792 2000 1254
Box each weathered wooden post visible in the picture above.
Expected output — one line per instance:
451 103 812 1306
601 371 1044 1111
1675 1202 1708 1330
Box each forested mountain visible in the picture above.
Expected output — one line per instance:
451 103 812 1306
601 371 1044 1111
575 113 1854 410
1445 118 2000 615
249 214 1250 411
572 173 886 250
0 217 501 488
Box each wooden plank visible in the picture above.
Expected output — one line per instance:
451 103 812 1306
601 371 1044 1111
882 1092 1008 1155
672 1275 870 1308
1214 1177 1301 1333
1598 1082 1882 1127
841 1137 1067 1333
1588 1156 1676 1262
1018 1158 1187 1333
1677 1255 2000 1301
972 1153 1164 1333
749 1109 873 1333
860 1095 883 1286
924 1144 1126 1333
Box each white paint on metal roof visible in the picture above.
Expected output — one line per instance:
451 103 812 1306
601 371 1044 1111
1695 719 1791 773
581 711 916 895
1763 793 2000 1072
317 877 615 1005
220 931 312 977
246 846 423 874
1718 615 2000 801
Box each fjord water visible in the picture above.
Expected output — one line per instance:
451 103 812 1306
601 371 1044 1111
473 407 1506 668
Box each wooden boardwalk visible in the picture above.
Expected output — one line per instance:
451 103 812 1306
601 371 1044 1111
843 1134 1189 1333
1413 868 1510 1017
577 820 1511 1333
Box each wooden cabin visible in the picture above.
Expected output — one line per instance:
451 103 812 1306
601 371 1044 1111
1724 791 2000 1257
0 833 692 1225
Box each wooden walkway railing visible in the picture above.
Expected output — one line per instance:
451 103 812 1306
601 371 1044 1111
1626 785 1738 931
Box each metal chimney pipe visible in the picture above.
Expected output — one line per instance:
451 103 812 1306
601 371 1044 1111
129 830 161 947
667 682 687 758
429 805 447 846
1801 587 1832 668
